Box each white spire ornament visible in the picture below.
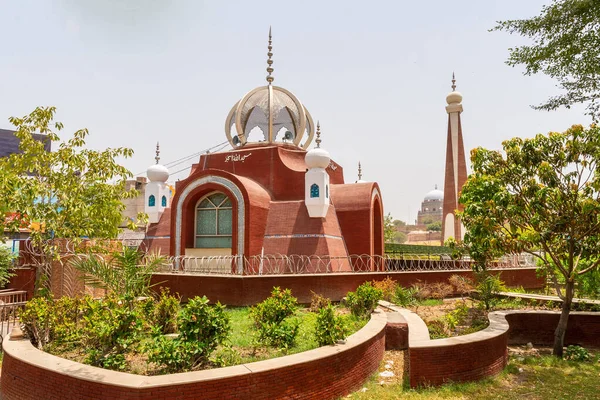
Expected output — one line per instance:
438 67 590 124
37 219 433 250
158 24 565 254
304 122 331 218
145 142 171 223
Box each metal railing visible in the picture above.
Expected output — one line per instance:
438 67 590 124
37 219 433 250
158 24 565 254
159 253 535 276
0 290 28 350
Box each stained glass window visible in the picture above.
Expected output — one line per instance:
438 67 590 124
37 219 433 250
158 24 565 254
195 192 233 248
161 195 167 207
148 195 155 207
310 183 319 198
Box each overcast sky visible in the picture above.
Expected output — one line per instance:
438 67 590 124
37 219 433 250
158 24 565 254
0 1 589 223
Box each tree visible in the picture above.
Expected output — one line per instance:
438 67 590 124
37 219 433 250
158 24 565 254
384 213 396 243
459 124 600 357
393 219 406 228
394 231 407 244
493 0 600 120
426 221 442 232
0 107 143 287
70 246 166 299
0 246 16 288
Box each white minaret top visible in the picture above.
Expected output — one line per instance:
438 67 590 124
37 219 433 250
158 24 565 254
305 122 331 169
304 122 331 218
446 72 464 113
147 142 169 183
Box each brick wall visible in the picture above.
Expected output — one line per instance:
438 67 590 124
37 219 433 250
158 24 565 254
505 311 600 347
1 313 386 400
150 267 544 305
6 267 35 298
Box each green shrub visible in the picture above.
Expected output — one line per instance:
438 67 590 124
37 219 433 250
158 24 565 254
153 288 180 334
52 296 84 345
146 296 230 373
346 282 383 318
393 285 417 307
251 287 297 325
564 345 591 362
475 272 505 310
315 304 347 346
80 295 145 370
251 287 299 349
211 344 242 367
428 319 449 339
0 246 16 288
19 296 55 349
309 291 331 313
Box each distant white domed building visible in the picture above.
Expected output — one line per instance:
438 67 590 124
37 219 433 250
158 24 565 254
417 185 443 225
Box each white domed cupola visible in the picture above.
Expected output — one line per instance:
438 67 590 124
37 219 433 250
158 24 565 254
145 143 171 224
225 28 315 149
305 122 330 218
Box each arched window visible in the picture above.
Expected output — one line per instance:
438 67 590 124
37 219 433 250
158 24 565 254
148 195 155 207
161 195 167 207
195 192 233 248
310 183 319 198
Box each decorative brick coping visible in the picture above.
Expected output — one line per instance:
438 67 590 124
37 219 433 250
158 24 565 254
1 311 387 400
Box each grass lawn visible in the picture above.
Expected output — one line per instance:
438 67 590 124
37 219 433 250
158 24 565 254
224 306 366 364
348 351 600 400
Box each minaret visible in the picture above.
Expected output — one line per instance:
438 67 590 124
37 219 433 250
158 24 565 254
145 142 171 224
305 122 330 218
442 73 467 243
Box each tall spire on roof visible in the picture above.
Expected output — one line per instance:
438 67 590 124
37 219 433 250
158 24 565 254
155 142 160 164
315 121 321 148
451 72 456 91
358 161 363 181
266 26 274 84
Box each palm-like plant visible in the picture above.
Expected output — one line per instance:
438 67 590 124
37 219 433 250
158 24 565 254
71 246 166 299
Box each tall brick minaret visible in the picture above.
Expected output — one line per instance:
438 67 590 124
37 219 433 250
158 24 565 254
442 74 467 243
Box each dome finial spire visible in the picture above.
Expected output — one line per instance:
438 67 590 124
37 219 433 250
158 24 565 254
315 121 321 148
451 72 456 91
435 184 438 190
155 142 160 164
358 161 363 181
266 26 274 84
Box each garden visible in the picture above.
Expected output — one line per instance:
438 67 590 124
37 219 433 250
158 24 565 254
16 246 379 375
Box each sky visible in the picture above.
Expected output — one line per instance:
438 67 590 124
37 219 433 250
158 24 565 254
0 0 590 224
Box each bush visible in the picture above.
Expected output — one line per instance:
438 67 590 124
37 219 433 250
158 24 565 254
309 291 331 313
372 277 397 302
153 288 180 334
0 246 16 288
315 304 347 346
564 345 591 362
428 319 449 339
476 272 505 310
412 281 453 300
449 275 474 298
393 286 417 307
80 295 146 370
20 297 55 349
146 296 231 373
251 287 299 348
52 296 84 345
346 282 383 318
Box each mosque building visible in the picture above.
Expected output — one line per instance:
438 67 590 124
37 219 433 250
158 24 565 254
416 185 443 225
142 30 384 272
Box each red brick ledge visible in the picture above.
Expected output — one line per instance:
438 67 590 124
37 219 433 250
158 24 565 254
1 311 387 400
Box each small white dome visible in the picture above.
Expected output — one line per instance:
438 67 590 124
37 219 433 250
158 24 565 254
305 147 330 169
424 188 443 201
147 164 169 183
446 90 463 105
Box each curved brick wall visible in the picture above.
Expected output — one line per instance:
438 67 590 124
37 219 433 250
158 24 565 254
1 312 386 400
409 310 600 388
